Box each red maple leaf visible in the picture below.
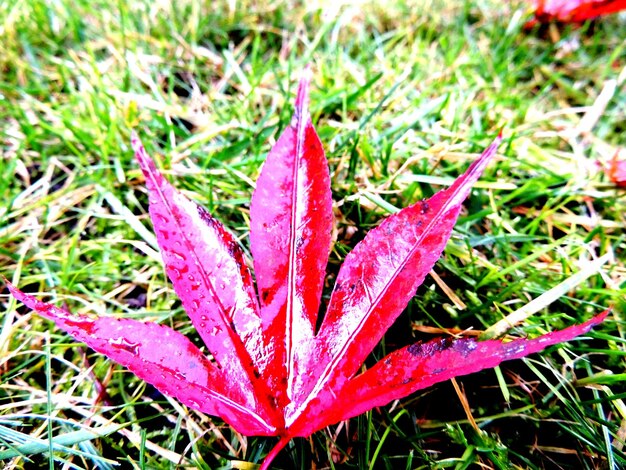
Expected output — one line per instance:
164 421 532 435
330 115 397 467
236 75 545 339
529 0 626 24
6 71 607 469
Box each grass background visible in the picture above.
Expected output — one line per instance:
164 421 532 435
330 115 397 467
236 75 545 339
1 0 625 468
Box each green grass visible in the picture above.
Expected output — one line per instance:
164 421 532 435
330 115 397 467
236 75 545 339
1 0 625 468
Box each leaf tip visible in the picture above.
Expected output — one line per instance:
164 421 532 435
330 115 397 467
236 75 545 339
130 129 139 146
4 281 50 318
594 308 611 324
4 277 23 302
294 67 312 119
131 131 160 182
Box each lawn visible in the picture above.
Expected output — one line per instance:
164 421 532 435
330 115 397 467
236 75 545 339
1 0 625 468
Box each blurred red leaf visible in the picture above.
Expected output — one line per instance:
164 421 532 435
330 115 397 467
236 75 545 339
6 72 608 469
606 151 626 187
529 0 626 24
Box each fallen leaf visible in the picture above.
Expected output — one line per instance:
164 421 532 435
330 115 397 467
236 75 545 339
606 150 626 187
6 71 608 469
528 0 626 24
